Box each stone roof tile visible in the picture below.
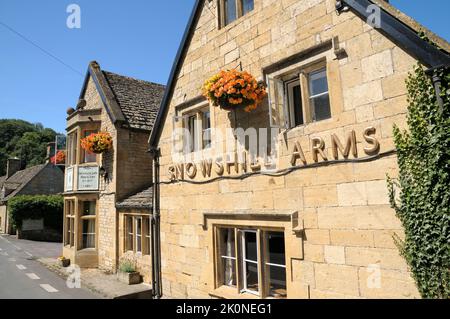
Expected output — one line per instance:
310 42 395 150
102 71 165 131
116 186 153 210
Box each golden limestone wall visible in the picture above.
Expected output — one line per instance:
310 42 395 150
156 0 420 298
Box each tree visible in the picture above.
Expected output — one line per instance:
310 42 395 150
0 119 59 176
388 65 450 298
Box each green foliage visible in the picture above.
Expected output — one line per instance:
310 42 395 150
388 65 450 298
119 255 137 273
0 119 58 176
8 195 64 231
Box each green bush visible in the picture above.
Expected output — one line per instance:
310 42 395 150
8 195 64 231
388 65 450 298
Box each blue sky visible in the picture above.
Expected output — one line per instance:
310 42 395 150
0 1 448 133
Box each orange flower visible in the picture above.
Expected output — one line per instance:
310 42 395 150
202 69 267 112
81 132 113 154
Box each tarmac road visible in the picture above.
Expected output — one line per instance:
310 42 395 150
0 235 100 299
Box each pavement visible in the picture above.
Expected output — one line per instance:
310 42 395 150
0 235 100 299
39 257 153 299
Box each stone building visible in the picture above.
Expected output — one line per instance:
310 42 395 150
62 61 164 282
0 158 64 234
147 0 450 298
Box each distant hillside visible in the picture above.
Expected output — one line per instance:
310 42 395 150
0 119 58 176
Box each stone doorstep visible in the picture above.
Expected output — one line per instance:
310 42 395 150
37 258 153 299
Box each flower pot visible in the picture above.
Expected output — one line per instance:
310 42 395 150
59 259 70 268
117 271 142 285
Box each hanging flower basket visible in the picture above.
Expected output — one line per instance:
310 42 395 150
51 150 66 165
81 132 113 154
202 70 267 112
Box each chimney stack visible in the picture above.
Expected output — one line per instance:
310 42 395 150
6 158 21 179
46 142 56 163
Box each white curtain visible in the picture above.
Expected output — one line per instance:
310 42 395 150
223 229 235 286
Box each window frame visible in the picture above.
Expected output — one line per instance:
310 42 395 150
124 214 151 256
214 226 287 299
126 215 134 252
79 200 97 250
219 0 254 28
81 129 98 164
267 59 332 130
307 67 331 122
217 228 238 288
135 216 143 255
241 229 260 296
183 106 211 154
64 199 76 247
66 131 78 166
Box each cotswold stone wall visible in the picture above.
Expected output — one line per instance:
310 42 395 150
156 0 421 298
72 76 154 273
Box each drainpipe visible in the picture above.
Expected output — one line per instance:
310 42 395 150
149 147 162 299
425 65 448 115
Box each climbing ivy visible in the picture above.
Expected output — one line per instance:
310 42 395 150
388 65 450 298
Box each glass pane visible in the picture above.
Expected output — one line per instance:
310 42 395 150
70 218 74 246
202 111 211 149
225 0 237 25
82 219 95 249
242 0 254 15
187 115 197 152
136 218 142 236
83 131 97 163
245 261 259 292
82 201 96 216
244 231 257 262
292 84 303 126
219 228 235 258
267 265 287 298
311 93 331 121
266 232 286 265
136 235 142 253
221 257 237 286
309 69 328 96
266 231 286 298
126 217 133 251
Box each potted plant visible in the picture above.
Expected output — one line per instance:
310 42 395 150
58 256 70 268
203 69 267 112
80 132 113 154
117 256 141 285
